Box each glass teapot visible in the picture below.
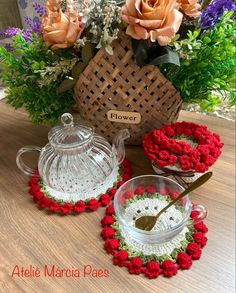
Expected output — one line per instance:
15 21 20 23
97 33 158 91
16 113 130 201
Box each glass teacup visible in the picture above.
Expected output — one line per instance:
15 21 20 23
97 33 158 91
114 175 207 244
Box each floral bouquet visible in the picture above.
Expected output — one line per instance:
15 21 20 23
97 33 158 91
143 121 224 186
0 0 235 125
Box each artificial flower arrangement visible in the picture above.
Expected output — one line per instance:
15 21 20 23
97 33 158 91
143 121 224 184
0 0 235 124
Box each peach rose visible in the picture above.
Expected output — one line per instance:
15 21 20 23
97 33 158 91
42 0 83 49
178 0 201 18
121 0 183 46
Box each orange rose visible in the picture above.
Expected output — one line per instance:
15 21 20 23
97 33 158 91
42 0 83 49
121 0 183 46
178 0 201 18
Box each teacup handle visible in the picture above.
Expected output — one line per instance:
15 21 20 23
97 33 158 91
191 203 208 224
16 146 41 177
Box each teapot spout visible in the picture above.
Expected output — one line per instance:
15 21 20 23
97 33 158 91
112 129 130 164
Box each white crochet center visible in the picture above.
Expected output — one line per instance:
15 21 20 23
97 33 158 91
120 198 189 256
42 164 120 202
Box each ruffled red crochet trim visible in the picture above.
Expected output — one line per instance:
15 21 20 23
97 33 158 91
143 121 224 173
28 159 132 215
101 205 208 279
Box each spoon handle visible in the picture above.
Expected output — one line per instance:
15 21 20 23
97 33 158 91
154 171 213 220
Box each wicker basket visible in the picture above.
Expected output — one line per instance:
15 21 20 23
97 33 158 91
74 34 182 145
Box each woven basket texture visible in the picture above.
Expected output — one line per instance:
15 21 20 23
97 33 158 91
74 34 182 145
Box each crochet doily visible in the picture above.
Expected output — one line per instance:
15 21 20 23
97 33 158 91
27 159 132 214
101 195 209 279
44 163 120 202
120 198 189 256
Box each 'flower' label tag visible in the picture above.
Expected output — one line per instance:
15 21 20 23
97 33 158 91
107 110 141 124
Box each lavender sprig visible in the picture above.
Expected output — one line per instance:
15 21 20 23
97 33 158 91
0 27 21 38
33 2 46 17
200 0 236 29
24 16 41 35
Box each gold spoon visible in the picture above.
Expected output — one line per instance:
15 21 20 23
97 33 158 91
135 172 213 231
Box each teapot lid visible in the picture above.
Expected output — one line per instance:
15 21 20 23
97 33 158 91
48 113 94 149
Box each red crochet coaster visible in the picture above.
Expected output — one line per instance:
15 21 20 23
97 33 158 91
101 205 208 279
28 159 133 215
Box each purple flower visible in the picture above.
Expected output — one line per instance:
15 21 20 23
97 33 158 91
200 0 236 29
33 2 46 17
0 26 32 51
4 43 14 52
22 29 34 42
24 16 41 35
1 27 21 38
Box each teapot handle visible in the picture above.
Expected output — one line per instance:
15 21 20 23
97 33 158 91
16 146 41 177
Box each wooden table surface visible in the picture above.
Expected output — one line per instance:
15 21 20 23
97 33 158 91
0 101 235 293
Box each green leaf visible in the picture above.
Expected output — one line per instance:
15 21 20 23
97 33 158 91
132 39 180 67
82 42 94 64
71 42 95 79
150 47 180 66
71 62 87 79
203 37 211 43
57 79 75 93
131 39 148 66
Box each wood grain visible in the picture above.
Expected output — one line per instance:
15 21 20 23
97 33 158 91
0 101 235 293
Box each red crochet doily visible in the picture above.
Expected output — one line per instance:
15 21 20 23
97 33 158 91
101 205 208 279
27 159 132 215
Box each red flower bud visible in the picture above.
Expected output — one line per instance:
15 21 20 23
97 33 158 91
113 250 129 267
105 204 115 215
170 191 179 200
104 238 120 254
101 227 115 240
48 201 60 212
158 150 170 160
101 216 115 227
29 177 40 186
100 194 111 206
128 257 143 275
29 184 41 195
117 180 125 188
187 242 202 260
177 252 192 269
146 185 157 194
144 261 162 279
159 188 170 195
123 166 133 174
161 260 178 277
134 186 145 196
123 173 132 181
87 198 101 211
33 191 44 202
38 197 52 209
74 200 86 213
163 126 175 137
109 188 117 199
60 202 73 214
192 232 208 247
190 210 200 220
125 190 135 199
194 221 208 233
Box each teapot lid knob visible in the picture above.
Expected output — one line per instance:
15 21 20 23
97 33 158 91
61 113 74 127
